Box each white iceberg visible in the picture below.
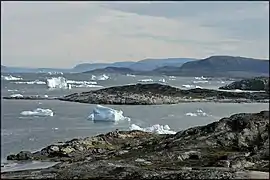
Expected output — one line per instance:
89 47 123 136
46 77 69 89
13 80 46 85
66 80 97 85
182 84 202 89
185 109 210 117
138 79 154 82
130 124 176 134
10 94 23 98
91 74 109 81
88 105 130 122
48 72 63 75
126 74 136 77
72 84 103 88
20 108 54 117
159 78 166 83
194 76 208 80
1 75 23 81
193 80 209 84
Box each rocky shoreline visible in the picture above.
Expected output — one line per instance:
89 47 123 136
2 111 269 179
219 77 269 92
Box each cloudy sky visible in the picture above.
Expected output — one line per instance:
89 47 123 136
1 1 269 68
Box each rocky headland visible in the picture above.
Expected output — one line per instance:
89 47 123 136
59 83 269 105
219 77 269 92
2 111 269 179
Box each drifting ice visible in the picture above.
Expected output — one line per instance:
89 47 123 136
130 124 176 134
20 108 54 117
182 84 202 89
91 74 109 81
185 109 209 117
88 105 130 122
138 79 154 82
159 78 166 83
10 94 23 98
46 77 69 89
1 75 22 81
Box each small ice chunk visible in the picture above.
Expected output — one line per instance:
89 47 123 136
91 74 109 81
10 94 23 98
1 75 23 81
129 124 176 134
138 79 154 82
159 78 166 83
20 108 54 117
126 74 136 77
88 105 130 122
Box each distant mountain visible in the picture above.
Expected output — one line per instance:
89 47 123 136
152 56 269 78
84 67 136 74
128 58 196 71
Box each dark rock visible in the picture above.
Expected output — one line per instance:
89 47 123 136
59 83 269 105
219 77 269 91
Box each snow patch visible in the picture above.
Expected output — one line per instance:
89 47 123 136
129 124 176 134
20 108 54 117
88 105 130 122
1 75 22 81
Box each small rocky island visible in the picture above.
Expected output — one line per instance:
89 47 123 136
59 83 269 104
2 111 269 179
219 77 269 92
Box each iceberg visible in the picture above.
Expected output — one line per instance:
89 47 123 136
91 74 109 81
194 76 208 80
185 109 209 117
13 80 46 85
66 80 97 85
138 79 154 82
182 84 202 89
20 108 54 117
193 80 209 84
10 94 23 98
46 77 69 89
88 105 130 122
159 78 166 83
130 124 176 134
126 74 136 77
1 75 23 81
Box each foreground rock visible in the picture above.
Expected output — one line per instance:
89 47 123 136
59 83 269 105
219 77 269 92
2 111 269 179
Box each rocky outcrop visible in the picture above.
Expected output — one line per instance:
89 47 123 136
58 83 269 105
2 111 269 179
219 77 269 91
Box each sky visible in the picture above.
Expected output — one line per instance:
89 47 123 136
1 1 269 68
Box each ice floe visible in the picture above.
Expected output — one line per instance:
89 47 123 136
185 109 210 117
20 108 54 117
10 94 23 98
91 74 109 81
138 79 154 82
13 80 46 85
182 84 202 89
1 75 23 81
129 124 176 134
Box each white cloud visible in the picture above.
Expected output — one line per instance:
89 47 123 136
1 1 269 68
